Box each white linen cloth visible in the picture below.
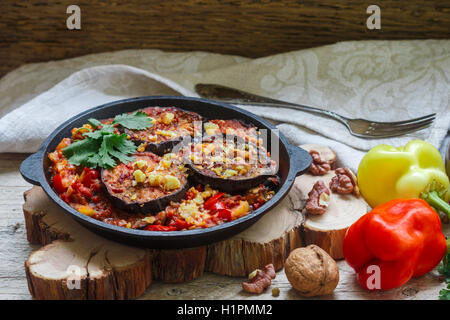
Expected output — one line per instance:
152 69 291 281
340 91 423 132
0 40 449 171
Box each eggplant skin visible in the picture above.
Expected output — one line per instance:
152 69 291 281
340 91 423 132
186 135 278 194
104 181 189 214
188 167 271 194
101 152 189 214
121 107 202 156
123 132 183 156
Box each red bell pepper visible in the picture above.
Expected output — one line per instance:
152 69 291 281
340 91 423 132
217 209 232 221
343 199 447 290
81 167 99 187
72 181 93 198
52 174 66 194
169 219 192 230
204 192 233 221
204 192 225 211
144 225 177 231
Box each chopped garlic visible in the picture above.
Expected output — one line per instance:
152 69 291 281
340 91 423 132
164 175 181 190
133 169 146 183
142 216 156 224
179 202 201 219
201 187 213 199
156 129 176 137
204 122 219 136
163 153 175 160
210 156 223 164
147 173 164 187
134 159 147 170
192 192 204 205
223 169 238 178
137 143 147 153
161 159 172 168
211 167 223 175
161 112 175 125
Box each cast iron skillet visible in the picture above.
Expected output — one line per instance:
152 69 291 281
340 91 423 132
20 96 312 249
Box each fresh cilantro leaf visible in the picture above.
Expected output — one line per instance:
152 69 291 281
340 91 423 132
83 123 115 140
439 285 450 300
98 134 136 169
113 111 153 130
62 112 153 169
62 138 102 168
87 118 103 128
438 240 450 300
84 153 102 169
106 134 137 163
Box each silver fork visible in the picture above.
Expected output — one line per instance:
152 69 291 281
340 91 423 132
195 83 436 139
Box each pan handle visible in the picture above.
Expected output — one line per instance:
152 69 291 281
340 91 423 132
287 143 312 177
20 150 44 186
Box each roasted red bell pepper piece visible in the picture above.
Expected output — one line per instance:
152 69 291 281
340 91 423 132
81 167 99 187
52 174 66 194
144 225 177 231
73 181 92 198
204 192 225 211
343 199 447 290
170 219 192 230
217 209 232 221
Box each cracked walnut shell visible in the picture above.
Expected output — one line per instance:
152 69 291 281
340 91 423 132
284 245 339 297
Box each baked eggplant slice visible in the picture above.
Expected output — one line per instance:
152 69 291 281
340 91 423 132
203 119 262 146
186 135 278 193
121 107 202 155
101 152 189 213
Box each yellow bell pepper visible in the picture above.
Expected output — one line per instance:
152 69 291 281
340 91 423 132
358 140 450 217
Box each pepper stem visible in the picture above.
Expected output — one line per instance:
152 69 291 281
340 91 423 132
422 191 450 218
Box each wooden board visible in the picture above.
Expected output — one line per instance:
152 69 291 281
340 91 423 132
1 153 448 300
1 0 449 78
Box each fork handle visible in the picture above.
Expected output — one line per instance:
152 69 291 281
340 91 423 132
195 84 348 123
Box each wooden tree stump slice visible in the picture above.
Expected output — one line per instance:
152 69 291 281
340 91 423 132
23 187 152 300
149 247 206 283
300 144 337 169
293 170 368 259
205 192 304 276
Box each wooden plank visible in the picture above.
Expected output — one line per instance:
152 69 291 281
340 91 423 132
1 0 449 78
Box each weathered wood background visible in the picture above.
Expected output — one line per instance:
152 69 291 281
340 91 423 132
1 0 449 78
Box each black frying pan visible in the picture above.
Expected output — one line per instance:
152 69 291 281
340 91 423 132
20 96 312 249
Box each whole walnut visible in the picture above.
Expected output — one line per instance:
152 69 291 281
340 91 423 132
284 245 339 297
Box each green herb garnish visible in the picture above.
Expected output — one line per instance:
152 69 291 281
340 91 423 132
113 110 153 130
439 239 450 300
62 111 153 169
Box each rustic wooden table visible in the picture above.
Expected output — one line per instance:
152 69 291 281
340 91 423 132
0 153 447 300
